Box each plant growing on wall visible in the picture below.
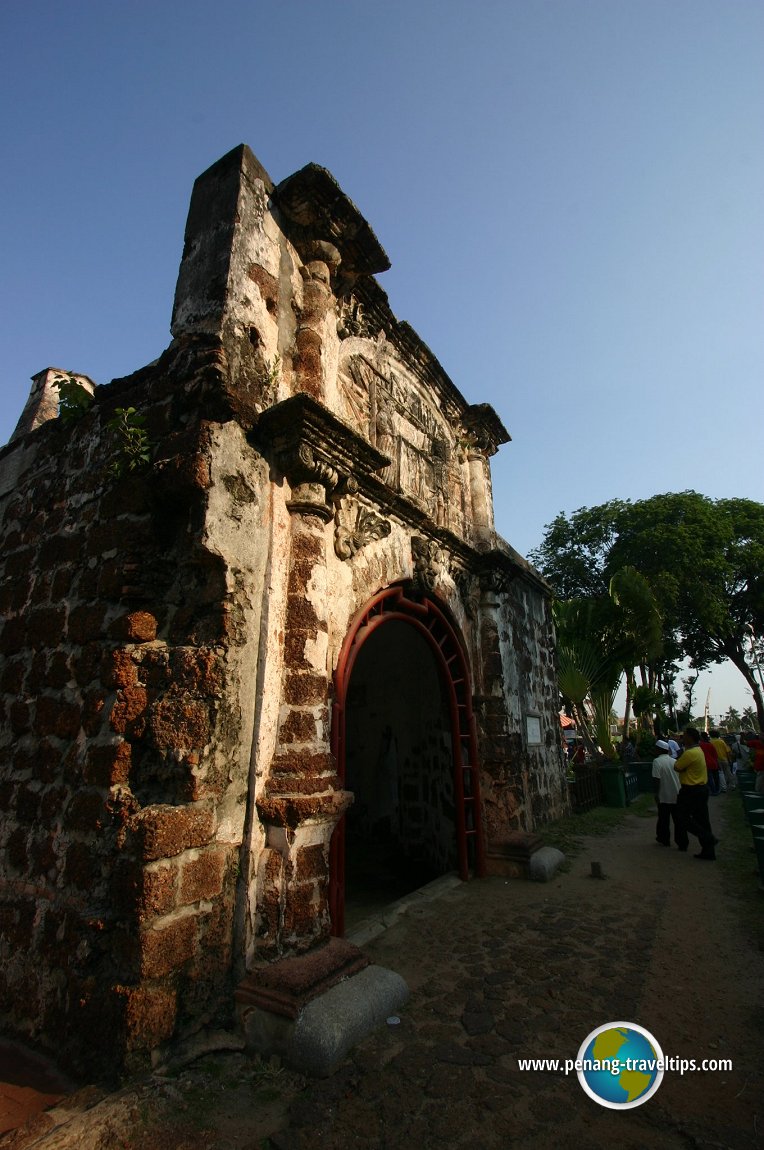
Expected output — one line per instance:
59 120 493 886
107 407 152 477
255 353 281 398
54 373 93 424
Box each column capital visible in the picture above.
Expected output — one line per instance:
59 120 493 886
460 403 511 458
256 394 390 516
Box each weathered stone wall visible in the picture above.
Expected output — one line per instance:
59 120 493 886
475 570 566 840
0 143 567 1078
0 349 273 1078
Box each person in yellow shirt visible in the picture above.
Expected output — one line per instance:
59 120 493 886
710 729 733 791
674 727 717 861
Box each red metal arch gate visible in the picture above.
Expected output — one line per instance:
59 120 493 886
329 585 485 936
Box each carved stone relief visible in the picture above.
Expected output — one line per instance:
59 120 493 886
479 567 515 597
373 388 397 488
335 353 473 537
411 535 446 594
334 501 392 561
337 358 372 439
337 295 376 340
455 568 482 621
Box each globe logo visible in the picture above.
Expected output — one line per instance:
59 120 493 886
577 1022 664 1109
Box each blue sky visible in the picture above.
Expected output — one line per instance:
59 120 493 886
1 1 762 716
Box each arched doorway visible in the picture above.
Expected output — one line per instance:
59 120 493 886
330 586 484 935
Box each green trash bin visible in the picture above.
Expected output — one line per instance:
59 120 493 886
600 764 627 807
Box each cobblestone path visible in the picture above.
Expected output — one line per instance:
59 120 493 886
3 797 762 1150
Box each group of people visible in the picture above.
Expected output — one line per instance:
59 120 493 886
652 728 764 860
652 728 730 861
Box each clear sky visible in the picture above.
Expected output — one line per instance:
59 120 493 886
1 1 762 717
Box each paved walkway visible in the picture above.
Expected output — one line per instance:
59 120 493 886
2 793 763 1149
280 793 764 1150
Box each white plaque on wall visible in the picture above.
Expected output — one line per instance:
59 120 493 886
526 715 542 746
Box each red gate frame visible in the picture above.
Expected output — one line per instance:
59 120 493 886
329 585 485 936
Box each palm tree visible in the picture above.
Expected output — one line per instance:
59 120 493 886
553 566 662 759
555 600 619 758
608 566 664 738
740 706 757 730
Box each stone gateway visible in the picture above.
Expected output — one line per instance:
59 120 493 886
0 145 566 1078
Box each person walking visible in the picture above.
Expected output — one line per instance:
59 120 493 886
652 739 685 849
710 729 733 791
746 733 764 795
674 727 717 861
699 730 720 795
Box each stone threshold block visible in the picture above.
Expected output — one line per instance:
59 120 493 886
485 832 566 882
235 938 409 1076
485 831 544 878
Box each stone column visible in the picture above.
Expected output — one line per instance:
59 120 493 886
460 404 510 551
467 450 494 546
254 456 351 959
293 243 340 404
249 395 389 961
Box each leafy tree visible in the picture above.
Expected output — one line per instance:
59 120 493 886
741 706 757 730
674 672 699 728
530 492 764 730
608 565 664 734
632 684 662 732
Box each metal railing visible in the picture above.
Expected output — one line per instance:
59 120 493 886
567 764 603 813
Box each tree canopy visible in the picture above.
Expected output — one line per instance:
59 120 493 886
529 491 764 730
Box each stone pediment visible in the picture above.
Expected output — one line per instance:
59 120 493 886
336 350 470 535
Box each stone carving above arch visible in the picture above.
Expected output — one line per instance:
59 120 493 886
411 535 447 594
479 565 515 597
336 351 471 536
455 568 482 621
334 501 392 561
337 294 387 341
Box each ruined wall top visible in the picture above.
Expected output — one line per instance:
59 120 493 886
171 145 391 339
5 144 523 565
168 143 511 552
10 368 96 444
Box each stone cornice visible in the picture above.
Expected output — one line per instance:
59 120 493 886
461 403 511 457
273 164 391 278
359 470 551 598
254 394 391 496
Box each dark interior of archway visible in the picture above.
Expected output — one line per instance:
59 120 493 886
343 619 457 932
